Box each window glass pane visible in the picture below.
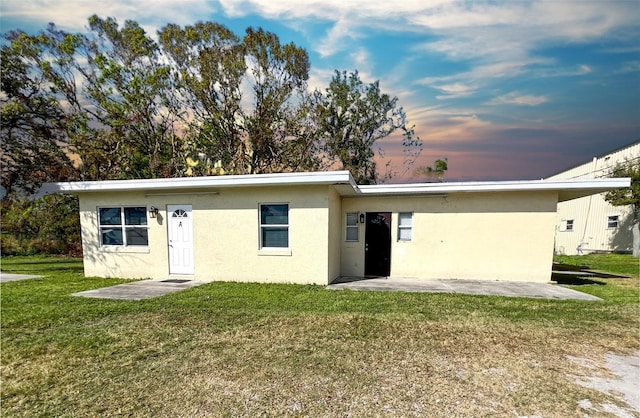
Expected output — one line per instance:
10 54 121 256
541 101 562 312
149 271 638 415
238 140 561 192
398 228 412 241
262 227 289 247
346 227 358 241
101 228 123 245
608 216 618 228
124 207 147 225
399 213 413 227
261 204 288 225
172 209 188 218
346 213 358 226
99 208 121 225
126 228 148 246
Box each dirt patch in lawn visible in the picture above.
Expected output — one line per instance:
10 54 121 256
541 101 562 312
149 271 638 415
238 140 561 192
568 350 640 417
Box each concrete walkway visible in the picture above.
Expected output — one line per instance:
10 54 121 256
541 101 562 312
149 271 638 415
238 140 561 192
0 273 43 283
72 279 205 300
327 276 602 301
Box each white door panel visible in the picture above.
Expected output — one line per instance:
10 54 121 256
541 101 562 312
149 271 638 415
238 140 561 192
167 205 194 275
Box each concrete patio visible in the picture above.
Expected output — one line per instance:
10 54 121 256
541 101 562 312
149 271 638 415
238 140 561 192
327 276 602 300
1 272 602 301
0 273 43 283
72 279 205 300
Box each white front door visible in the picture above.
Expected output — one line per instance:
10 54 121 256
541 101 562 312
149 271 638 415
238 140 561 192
167 204 194 275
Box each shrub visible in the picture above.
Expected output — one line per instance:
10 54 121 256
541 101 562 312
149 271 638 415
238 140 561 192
1 194 82 256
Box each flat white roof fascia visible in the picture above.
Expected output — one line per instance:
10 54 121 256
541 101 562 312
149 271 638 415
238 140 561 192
41 170 356 194
39 172 629 202
356 178 631 195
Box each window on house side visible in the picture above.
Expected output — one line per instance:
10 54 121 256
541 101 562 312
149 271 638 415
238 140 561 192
607 215 619 229
98 207 148 246
260 204 289 248
346 212 359 241
566 220 574 232
398 212 413 241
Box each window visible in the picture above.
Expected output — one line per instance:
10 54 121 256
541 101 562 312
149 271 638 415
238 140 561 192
607 215 619 229
260 204 289 248
346 212 359 241
398 212 413 241
99 207 148 246
565 219 574 232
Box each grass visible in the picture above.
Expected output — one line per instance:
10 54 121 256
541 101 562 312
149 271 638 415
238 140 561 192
555 253 640 278
1 254 639 417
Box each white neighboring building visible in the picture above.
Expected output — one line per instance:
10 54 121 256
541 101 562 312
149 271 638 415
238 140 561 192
548 141 639 255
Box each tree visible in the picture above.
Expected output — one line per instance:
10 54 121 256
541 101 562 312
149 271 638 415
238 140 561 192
158 21 246 174
604 161 640 257
4 18 421 190
82 15 184 179
1 29 82 194
414 158 448 182
314 70 422 184
1 17 185 192
159 23 318 175
242 27 315 174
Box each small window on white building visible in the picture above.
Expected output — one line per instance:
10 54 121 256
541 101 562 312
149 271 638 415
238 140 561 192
398 212 413 241
99 207 148 246
346 212 359 241
607 215 619 229
260 204 289 248
565 219 574 232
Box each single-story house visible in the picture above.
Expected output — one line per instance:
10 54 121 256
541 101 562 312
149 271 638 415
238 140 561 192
41 170 629 284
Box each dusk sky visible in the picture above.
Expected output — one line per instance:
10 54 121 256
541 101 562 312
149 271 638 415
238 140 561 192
1 0 639 182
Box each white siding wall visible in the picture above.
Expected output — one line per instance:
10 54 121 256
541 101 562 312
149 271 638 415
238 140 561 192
549 142 639 255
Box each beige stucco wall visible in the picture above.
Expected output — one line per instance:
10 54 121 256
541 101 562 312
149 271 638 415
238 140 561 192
193 185 331 284
327 187 343 283
79 185 334 284
79 191 168 279
340 191 558 282
79 186 558 284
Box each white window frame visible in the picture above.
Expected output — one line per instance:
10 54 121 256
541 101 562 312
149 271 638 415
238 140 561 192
259 203 290 249
607 215 619 229
565 219 574 232
397 212 413 242
98 206 149 247
345 212 359 242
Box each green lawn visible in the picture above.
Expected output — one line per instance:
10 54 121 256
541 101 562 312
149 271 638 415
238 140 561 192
1 255 638 417
555 253 640 278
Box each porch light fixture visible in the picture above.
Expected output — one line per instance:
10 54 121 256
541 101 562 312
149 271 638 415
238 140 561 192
148 206 159 219
359 213 365 224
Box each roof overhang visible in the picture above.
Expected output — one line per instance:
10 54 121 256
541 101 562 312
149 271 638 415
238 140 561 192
350 178 631 202
38 170 357 195
39 171 630 203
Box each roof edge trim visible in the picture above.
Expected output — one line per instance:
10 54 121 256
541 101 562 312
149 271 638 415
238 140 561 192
39 170 355 194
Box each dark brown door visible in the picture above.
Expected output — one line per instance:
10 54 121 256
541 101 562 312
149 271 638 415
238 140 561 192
364 212 391 277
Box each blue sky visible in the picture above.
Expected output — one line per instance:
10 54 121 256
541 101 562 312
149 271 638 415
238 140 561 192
1 0 639 181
